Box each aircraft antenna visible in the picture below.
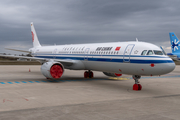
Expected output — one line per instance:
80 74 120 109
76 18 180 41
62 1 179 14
136 38 138 42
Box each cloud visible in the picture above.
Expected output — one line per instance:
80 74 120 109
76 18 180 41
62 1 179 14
166 47 171 50
0 0 180 54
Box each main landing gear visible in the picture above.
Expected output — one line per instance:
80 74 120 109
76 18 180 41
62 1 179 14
84 70 94 78
132 75 142 91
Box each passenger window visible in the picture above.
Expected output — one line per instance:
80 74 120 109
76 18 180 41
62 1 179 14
141 50 147 55
154 50 163 55
147 50 153 55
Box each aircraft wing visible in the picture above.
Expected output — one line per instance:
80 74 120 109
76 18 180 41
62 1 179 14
5 48 30 53
159 46 179 61
0 54 74 65
167 54 180 61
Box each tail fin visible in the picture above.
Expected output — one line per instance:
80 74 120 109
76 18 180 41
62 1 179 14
169 32 180 53
31 22 41 48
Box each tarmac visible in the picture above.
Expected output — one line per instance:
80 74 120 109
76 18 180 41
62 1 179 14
0 65 180 120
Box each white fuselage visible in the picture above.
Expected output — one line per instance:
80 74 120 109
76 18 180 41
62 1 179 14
30 41 175 76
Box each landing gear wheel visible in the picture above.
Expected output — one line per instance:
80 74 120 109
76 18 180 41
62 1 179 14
138 84 142 90
84 70 93 78
84 71 89 78
132 75 142 91
89 71 94 78
133 84 142 90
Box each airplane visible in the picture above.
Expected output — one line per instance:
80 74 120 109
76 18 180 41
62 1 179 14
167 32 180 61
0 22 175 91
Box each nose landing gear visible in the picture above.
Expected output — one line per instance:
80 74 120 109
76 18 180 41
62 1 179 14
132 75 142 91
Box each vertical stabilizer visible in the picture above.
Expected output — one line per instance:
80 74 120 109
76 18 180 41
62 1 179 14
31 22 41 48
169 32 180 53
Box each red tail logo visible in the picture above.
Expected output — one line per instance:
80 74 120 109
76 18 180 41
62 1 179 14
31 31 34 42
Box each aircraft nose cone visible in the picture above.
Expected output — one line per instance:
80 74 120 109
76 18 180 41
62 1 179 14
170 62 175 71
165 61 175 73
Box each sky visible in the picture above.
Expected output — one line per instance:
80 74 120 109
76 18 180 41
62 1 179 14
0 0 180 54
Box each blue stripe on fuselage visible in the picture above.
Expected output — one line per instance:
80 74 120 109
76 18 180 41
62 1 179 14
33 53 168 58
34 55 173 64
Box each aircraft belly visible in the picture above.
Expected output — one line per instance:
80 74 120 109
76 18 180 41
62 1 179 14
120 63 174 76
82 61 175 76
63 60 85 70
82 61 118 73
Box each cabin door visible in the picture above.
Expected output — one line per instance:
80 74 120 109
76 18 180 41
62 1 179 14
123 44 135 62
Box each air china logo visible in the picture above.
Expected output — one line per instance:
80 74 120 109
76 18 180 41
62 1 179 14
31 31 34 42
115 47 121 51
172 39 179 51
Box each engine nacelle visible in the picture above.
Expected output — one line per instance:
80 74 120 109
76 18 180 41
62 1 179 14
41 62 64 79
103 72 122 77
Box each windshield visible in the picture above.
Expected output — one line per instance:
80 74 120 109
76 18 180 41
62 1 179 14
147 50 153 55
153 50 163 55
141 50 164 55
141 50 147 55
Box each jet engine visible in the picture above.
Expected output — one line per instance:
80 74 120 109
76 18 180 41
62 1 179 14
103 72 122 77
41 62 64 79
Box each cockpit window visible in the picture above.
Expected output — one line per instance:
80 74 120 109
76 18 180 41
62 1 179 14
153 50 163 55
147 50 153 55
141 50 147 55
